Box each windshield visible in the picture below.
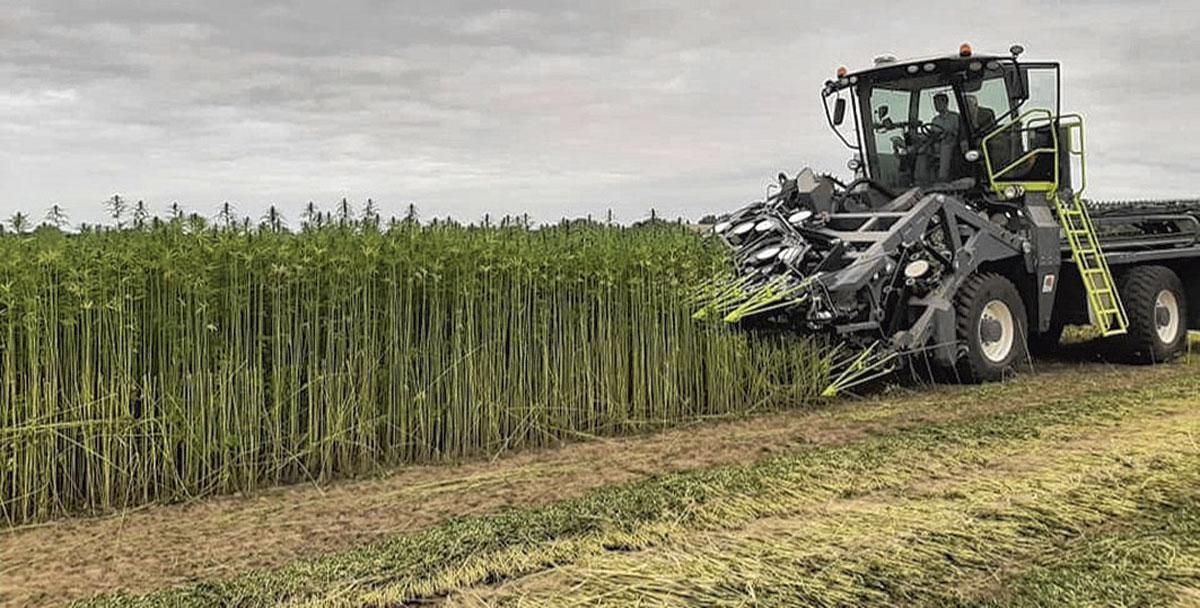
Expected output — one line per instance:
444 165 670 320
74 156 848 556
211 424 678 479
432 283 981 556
859 61 1029 190
867 79 965 190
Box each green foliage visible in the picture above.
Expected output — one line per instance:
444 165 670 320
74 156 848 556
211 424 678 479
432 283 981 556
0 218 827 524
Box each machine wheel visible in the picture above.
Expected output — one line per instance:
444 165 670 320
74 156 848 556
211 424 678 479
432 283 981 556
1118 265 1187 363
954 273 1028 383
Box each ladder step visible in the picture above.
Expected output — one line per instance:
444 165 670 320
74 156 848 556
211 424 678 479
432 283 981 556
1057 192 1128 337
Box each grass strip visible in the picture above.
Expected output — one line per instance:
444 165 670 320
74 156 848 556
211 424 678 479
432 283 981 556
77 373 1200 607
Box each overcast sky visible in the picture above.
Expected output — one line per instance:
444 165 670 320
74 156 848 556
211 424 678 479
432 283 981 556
2 1 1198 226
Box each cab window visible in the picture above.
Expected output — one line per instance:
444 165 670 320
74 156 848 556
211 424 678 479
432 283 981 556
988 67 1060 184
914 86 963 185
964 77 1008 135
916 86 960 124
868 88 912 189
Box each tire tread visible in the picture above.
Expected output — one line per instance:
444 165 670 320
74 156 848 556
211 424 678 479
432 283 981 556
1118 265 1186 363
953 272 1026 383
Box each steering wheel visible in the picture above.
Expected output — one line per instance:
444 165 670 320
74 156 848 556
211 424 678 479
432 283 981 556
912 121 948 154
917 121 946 140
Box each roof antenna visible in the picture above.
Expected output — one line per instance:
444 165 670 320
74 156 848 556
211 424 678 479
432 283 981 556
1009 44 1025 58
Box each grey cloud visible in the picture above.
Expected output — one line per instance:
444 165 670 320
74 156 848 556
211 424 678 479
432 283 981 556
1 0 1198 225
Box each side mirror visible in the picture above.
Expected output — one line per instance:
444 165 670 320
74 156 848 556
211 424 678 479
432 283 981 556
833 98 847 126
1005 67 1029 103
876 105 889 119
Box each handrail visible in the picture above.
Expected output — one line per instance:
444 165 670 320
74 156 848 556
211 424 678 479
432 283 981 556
1059 113 1086 198
980 107 1060 194
984 109 1125 335
990 146 1056 181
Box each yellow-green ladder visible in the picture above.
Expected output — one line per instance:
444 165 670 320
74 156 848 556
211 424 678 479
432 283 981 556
982 110 1127 336
1053 191 1127 336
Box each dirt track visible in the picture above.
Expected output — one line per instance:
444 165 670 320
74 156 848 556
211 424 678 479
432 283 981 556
2 358 1196 607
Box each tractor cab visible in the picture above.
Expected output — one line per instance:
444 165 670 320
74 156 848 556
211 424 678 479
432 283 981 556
823 44 1063 201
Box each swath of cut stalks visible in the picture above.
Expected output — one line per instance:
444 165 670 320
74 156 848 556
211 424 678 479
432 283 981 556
456 396 1200 607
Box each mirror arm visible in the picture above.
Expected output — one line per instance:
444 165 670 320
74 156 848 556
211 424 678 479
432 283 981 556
822 90 858 150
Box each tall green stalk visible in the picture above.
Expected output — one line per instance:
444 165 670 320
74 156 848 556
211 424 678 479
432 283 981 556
0 218 828 525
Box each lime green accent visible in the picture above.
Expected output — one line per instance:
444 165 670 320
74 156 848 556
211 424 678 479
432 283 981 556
821 341 902 397
691 272 813 325
981 108 1059 194
1054 190 1128 336
982 110 1126 337
721 276 810 324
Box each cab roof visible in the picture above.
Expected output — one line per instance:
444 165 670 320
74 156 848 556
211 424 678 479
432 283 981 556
845 52 1011 79
825 49 1021 94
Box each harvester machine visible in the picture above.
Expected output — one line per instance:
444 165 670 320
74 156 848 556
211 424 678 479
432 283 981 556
697 44 1200 395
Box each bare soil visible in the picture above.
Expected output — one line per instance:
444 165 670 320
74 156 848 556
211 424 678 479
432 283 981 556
0 360 1190 607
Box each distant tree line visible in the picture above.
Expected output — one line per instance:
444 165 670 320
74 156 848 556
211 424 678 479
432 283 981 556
3 196 707 235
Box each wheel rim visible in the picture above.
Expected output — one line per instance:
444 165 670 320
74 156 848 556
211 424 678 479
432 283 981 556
1154 289 1180 344
979 299 1016 363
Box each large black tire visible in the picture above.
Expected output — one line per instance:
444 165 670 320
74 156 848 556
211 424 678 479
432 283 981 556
954 273 1028 383
1118 265 1187 363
